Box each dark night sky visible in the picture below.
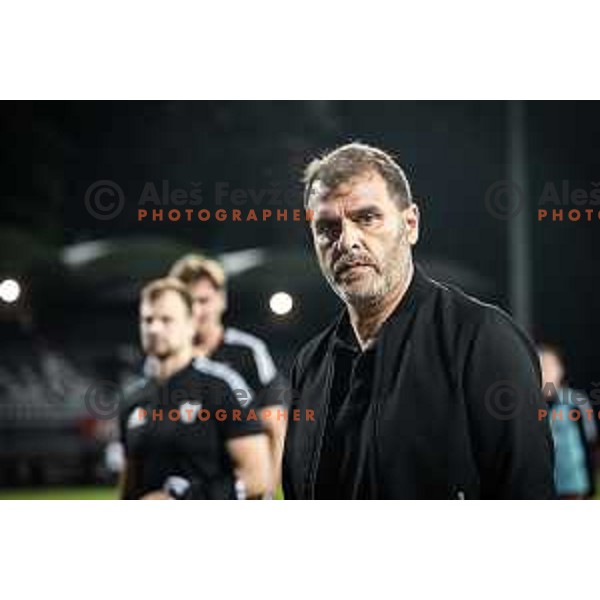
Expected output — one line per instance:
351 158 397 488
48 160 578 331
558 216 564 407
1 101 599 386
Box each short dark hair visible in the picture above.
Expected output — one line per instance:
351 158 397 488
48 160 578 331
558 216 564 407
140 277 194 314
303 142 413 209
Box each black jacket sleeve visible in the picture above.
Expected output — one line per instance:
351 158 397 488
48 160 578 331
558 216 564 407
256 372 291 409
462 309 555 499
214 379 265 439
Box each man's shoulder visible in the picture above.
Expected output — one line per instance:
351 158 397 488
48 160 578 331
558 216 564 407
192 355 255 406
222 327 277 385
427 274 523 338
120 375 153 418
122 374 148 396
222 327 272 355
428 276 539 379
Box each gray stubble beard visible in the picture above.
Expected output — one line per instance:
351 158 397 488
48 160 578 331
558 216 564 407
320 223 411 311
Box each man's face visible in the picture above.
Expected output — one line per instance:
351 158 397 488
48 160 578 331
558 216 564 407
539 351 564 392
188 277 226 336
140 290 195 359
309 170 419 307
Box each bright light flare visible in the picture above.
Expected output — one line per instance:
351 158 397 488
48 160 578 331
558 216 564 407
269 292 293 315
0 279 21 304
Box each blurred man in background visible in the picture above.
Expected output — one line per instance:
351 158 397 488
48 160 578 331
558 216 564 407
119 277 270 499
539 344 596 499
169 254 288 489
284 142 554 499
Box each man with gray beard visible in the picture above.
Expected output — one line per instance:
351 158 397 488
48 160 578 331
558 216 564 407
282 142 554 499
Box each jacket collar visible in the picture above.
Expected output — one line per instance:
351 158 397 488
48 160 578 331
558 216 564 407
331 262 433 353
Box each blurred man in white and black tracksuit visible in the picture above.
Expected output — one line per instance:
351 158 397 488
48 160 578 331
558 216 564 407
120 278 270 499
283 143 554 500
169 254 289 490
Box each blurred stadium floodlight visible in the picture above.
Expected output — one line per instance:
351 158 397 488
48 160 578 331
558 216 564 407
0 278 21 303
61 240 268 278
269 292 294 316
61 240 112 267
218 248 267 276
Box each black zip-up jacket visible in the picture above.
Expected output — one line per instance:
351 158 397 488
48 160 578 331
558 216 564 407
283 265 555 499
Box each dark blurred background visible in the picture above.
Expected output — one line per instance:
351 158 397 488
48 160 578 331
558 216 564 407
1 101 599 494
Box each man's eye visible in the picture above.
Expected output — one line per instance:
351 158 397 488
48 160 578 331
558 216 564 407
358 212 377 224
316 223 335 238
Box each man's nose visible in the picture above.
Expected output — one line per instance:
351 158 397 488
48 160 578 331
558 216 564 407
146 320 162 335
336 219 362 253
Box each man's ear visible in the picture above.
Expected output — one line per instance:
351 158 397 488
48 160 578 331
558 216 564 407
404 202 420 245
220 289 228 314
